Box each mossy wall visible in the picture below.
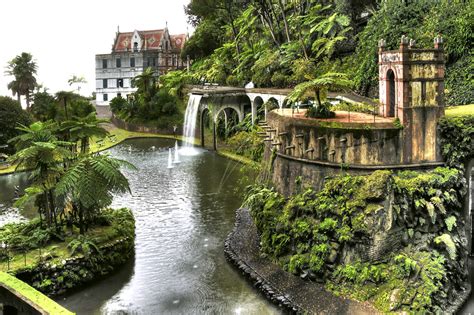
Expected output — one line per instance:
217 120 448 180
245 167 469 312
13 236 134 296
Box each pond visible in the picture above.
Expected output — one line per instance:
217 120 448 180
0 138 278 314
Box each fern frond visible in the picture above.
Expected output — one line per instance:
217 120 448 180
434 234 456 260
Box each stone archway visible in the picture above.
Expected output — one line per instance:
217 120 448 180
253 96 265 122
216 107 241 139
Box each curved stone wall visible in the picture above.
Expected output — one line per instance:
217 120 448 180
264 111 444 195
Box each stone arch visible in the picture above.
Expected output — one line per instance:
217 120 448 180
386 69 396 117
214 104 243 123
216 107 241 139
253 96 265 122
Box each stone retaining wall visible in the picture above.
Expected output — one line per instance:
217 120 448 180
224 208 378 314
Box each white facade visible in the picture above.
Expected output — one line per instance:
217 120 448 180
95 28 187 106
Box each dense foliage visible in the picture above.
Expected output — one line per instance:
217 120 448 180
244 167 467 312
351 0 473 100
438 115 474 168
225 114 265 162
8 112 133 234
0 96 32 154
109 68 183 129
180 0 473 105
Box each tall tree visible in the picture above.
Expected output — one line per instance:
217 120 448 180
6 53 38 110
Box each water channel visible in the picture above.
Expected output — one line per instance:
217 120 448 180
0 138 279 314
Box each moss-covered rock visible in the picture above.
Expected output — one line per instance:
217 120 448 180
1 208 135 296
244 167 468 312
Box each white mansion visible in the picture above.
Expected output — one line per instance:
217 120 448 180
95 27 187 106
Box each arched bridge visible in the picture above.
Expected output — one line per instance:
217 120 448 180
189 86 291 125
188 85 376 125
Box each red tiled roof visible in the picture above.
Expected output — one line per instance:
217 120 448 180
113 29 185 52
170 34 187 50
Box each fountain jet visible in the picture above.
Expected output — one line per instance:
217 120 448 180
167 148 174 169
173 141 181 164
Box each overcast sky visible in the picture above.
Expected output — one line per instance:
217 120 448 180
0 0 191 103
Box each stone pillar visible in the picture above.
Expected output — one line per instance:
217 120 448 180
251 99 257 124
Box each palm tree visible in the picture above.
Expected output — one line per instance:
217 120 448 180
132 67 156 97
60 113 109 154
9 121 72 227
68 75 87 93
55 154 135 234
6 53 38 110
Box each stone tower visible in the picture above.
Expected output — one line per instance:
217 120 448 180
378 35 445 163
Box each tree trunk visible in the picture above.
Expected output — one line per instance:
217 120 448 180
278 0 291 43
43 191 51 226
25 91 30 111
78 205 85 235
316 89 322 106
63 98 69 120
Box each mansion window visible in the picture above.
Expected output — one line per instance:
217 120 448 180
116 58 121 68
117 78 124 88
103 79 108 88
103 94 108 101
147 57 156 67
133 42 139 52
102 59 107 69
130 57 135 67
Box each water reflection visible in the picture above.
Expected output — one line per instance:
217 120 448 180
0 172 35 225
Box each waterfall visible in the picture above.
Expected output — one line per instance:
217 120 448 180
181 94 202 156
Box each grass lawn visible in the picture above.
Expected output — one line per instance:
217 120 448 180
0 272 73 314
0 127 199 176
445 104 474 117
218 149 259 167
